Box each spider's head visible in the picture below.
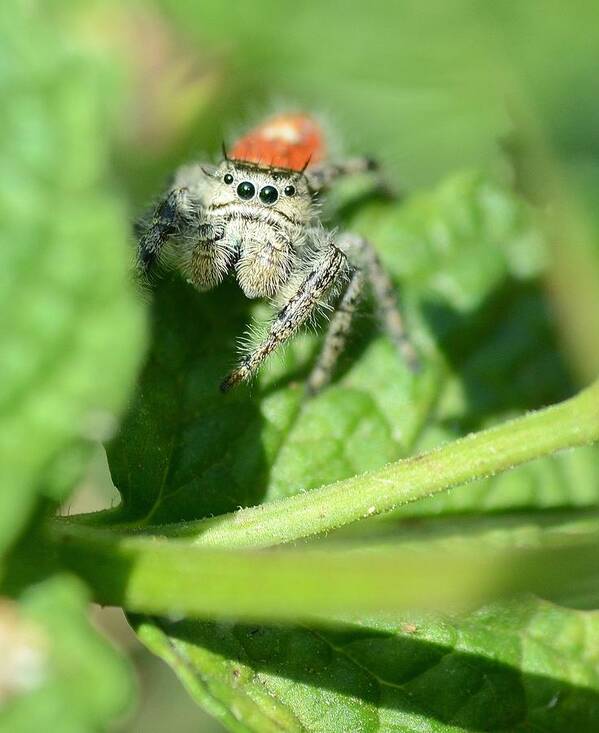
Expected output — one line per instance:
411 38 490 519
204 159 313 222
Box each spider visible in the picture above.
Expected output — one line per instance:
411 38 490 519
137 112 419 393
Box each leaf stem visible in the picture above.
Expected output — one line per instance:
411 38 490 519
52 517 599 620
155 379 599 548
51 381 599 618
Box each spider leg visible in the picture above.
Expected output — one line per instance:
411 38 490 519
306 268 365 395
339 232 420 372
220 245 347 392
305 156 378 192
137 186 196 275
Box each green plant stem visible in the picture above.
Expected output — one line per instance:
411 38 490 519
53 520 599 620
50 381 599 619
151 379 599 549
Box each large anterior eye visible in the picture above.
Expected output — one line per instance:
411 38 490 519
259 185 279 205
237 181 256 200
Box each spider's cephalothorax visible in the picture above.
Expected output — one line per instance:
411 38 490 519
138 112 419 393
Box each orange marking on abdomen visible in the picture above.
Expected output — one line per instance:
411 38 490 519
231 113 325 171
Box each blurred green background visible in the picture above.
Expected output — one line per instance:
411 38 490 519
7 0 599 730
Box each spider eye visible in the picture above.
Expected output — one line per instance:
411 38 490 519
259 185 279 205
223 173 234 184
284 184 296 197
237 181 256 200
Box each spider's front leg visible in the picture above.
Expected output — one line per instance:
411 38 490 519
220 245 347 392
305 156 379 192
137 181 203 276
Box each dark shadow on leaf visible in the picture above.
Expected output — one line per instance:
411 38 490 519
106 274 271 524
139 614 599 732
421 279 574 432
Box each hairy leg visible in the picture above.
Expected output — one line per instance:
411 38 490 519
220 245 347 392
305 156 378 191
339 232 420 372
306 268 365 395
137 186 197 275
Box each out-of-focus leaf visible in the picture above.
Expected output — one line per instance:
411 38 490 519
0 0 146 557
135 596 599 733
0 575 134 733
156 0 510 189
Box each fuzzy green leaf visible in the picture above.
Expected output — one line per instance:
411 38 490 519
0 575 134 733
0 0 146 557
0 2 143 727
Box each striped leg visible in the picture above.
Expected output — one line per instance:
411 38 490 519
137 187 195 275
305 157 378 191
220 245 346 392
307 268 364 394
339 232 420 372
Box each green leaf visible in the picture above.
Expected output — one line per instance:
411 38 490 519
0 0 146 556
0 575 134 733
134 596 599 733
0 3 144 727
107 171 575 527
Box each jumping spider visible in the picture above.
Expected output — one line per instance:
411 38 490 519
137 113 419 393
